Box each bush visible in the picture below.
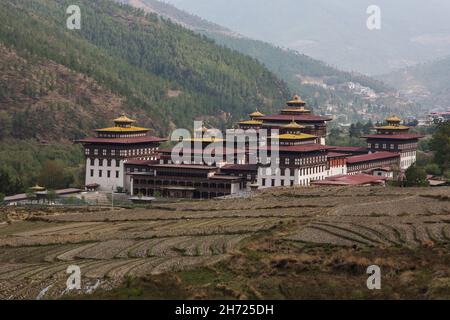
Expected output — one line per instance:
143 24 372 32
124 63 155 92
405 164 429 187
425 164 441 176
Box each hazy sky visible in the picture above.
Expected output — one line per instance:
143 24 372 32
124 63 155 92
166 0 450 74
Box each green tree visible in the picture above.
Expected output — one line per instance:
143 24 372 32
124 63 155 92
45 189 57 204
0 111 12 138
425 163 441 176
363 120 373 134
26 188 37 203
349 124 358 138
37 160 72 190
327 127 341 145
429 121 450 173
444 170 450 180
405 164 429 187
0 193 4 204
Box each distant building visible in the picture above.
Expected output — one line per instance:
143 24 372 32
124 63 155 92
326 152 348 177
346 152 400 175
428 111 450 123
362 116 423 170
71 107 425 199
4 188 82 205
77 114 166 192
127 164 243 199
239 95 332 145
257 144 330 188
369 167 394 180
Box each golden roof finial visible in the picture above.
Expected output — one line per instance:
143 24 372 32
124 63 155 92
283 118 304 129
249 109 265 118
31 185 46 192
113 113 136 124
287 95 306 106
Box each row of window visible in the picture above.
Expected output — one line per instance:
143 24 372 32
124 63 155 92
263 155 326 166
90 169 120 178
262 165 326 177
89 158 121 167
85 147 157 157
368 143 417 150
262 178 294 187
348 159 396 172
261 175 326 188
98 133 146 138
134 179 232 189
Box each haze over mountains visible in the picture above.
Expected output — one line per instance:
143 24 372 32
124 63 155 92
119 0 422 123
381 57 450 111
167 0 450 75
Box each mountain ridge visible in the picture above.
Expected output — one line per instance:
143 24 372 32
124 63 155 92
380 56 450 111
119 0 423 123
167 0 450 75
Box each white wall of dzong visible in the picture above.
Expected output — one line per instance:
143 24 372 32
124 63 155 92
400 150 417 170
257 165 327 188
85 158 124 191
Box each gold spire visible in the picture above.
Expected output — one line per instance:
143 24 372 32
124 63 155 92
375 116 409 130
287 95 306 106
249 110 265 118
31 185 46 192
385 116 402 124
113 113 136 124
282 118 305 129
96 114 149 132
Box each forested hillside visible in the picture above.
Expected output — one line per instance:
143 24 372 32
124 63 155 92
0 0 290 195
0 0 289 141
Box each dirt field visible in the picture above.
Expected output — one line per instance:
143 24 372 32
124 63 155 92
0 186 449 299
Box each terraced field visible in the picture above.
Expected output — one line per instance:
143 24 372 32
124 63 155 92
285 191 450 248
0 186 448 299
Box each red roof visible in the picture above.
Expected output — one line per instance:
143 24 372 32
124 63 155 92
210 175 242 181
327 152 350 158
55 188 82 195
259 144 332 153
147 164 218 170
328 146 367 152
4 193 28 202
362 134 424 140
346 152 399 164
77 136 167 144
221 164 259 171
312 174 386 186
126 159 158 165
259 114 332 122
4 188 82 202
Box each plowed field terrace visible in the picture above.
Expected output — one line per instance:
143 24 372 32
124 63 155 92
0 186 448 299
